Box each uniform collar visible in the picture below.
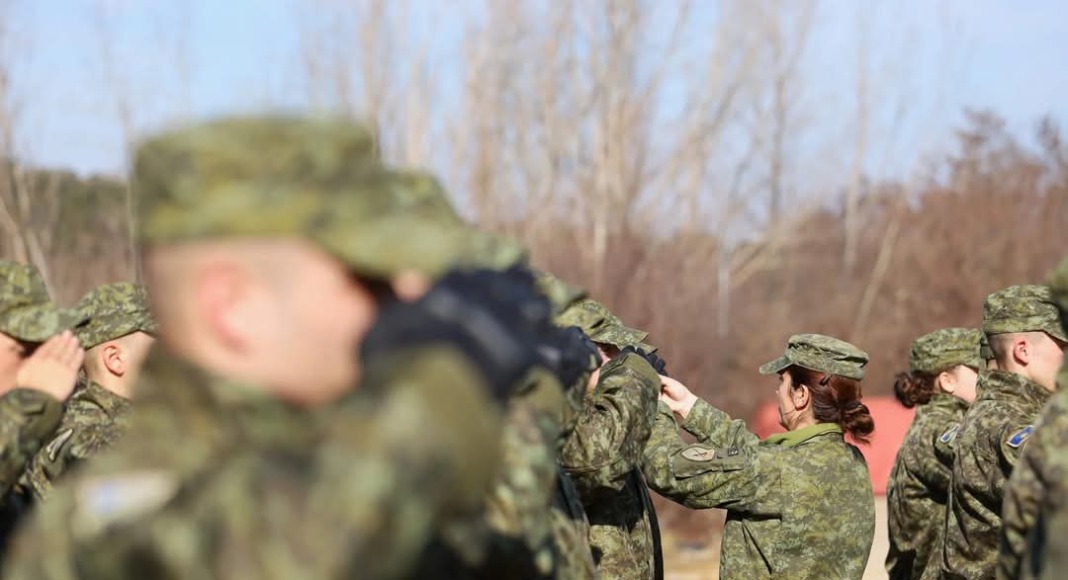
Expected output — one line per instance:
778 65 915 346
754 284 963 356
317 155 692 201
764 422 843 448
74 379 132 419
979 369 1052 408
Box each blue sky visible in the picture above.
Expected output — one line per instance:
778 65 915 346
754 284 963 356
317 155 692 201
5 0 1067 180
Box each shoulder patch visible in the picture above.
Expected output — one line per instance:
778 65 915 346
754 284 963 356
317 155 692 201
73 470 179 538
939 424 961 444
1007 425 1035 448
680 446 716 462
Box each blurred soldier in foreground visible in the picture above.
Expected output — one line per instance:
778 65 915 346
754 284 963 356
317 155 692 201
941 285 1066 579
1000 259 1068 579
23 282 156 501
3 116 552 579
558 298 664 580
885 328 982 580
0 261 86 553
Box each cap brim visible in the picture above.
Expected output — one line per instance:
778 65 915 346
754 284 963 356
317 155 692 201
0 306 88 343
759 355 792 376
589 324 648 348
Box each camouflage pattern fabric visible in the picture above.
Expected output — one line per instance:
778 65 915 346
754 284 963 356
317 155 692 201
1001 387 1068 579
23 379 132 501
132 116 484 278
758 333 869 380
981 284 1066 342
642 398 875 579
536 272 587 319
998 258 1068 579
0 261 84 343
561 352 662 580
3 345 504 579
74 283 156 350
940 370 1051 579
885 393 968 580
555 299 647 349
908 328 984 374
0 389 65 497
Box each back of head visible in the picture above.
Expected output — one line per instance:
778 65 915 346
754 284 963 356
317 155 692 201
760 333 874 442
983 285 1067 360
1049 258 1068 385
896 328 983 408
76 282 157 351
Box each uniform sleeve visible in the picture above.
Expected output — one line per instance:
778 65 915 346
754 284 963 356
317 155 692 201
559 352 659 493
1001 396 1068 580
4 347 506 580
678 398 762 449
642 402 779 514
0 388 64 495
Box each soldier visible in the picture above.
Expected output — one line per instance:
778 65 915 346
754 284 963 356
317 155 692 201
1000 259 1068 580
0 261 86 552
643 334 877 579
375 173 601 580
557 298 664 580
2 115 552 579
23 282 157 501
941 285 1066 580
885 328 983 580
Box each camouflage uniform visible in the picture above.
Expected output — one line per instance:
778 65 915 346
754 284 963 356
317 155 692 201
3 116 515 579
643 334 876 579
885 328 983 580
385 179 598 579
557 298 663 580
941 285 1064 580
23 282 156 501
0 262 86 547
999 261 1068 580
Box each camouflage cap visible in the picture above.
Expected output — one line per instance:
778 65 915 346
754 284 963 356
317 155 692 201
0 261 86 343
553 299 647 348
132 115 477 279
535 271 587 318
759 333 869 381
908 328 984 374
982 284 1067 342
1049 258 1068 336
76 282 158 350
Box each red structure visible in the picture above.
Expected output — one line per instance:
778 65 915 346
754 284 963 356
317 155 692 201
750 397 916 495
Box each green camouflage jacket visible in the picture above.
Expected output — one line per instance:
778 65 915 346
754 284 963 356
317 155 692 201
0 389 64 497
885 393 968 580
643 399 875 579
408 365 596 580
561 352 662 580
1000 385 1068 579
24 379 132 501
3 346 504 580
0 388 65 554
941 370 1051 580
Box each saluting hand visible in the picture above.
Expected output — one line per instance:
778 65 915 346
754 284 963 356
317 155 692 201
16 331 84 402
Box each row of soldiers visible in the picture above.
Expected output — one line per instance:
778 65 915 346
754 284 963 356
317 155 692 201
886 273 1068 579
0 115 678 579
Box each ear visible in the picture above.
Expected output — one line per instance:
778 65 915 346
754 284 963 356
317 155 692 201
938 370 957 394
1013 338 1031 366
198 261 252 351
793 384 811 410
102 343 126 377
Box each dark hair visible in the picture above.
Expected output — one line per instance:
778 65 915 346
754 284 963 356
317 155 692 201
789 365 875 444
893 371 937 408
